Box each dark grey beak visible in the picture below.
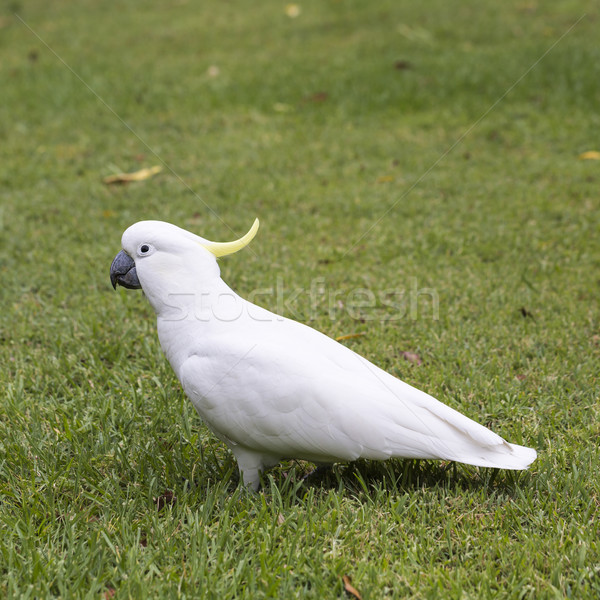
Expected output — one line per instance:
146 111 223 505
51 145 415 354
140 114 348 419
110 250 142 290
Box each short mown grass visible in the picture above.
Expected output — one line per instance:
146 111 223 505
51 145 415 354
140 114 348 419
1 0 599 597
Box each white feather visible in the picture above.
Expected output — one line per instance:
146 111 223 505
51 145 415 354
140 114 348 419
117 220 537 489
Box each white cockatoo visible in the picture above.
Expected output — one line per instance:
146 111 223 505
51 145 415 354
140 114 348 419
110 219 536 490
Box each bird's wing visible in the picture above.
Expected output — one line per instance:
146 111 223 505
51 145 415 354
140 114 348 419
179 333 376 462
177 319 533 468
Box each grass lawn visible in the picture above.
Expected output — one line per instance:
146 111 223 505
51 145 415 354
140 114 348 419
1 0 599 597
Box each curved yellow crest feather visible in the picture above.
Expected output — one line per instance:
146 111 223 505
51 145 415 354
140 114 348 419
202 218 259 257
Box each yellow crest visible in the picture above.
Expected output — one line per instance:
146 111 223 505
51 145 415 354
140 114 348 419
202 218 259 257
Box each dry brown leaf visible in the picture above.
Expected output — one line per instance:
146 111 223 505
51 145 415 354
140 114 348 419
335 332 366 342
515 374 527 381
277 513 285 526
285 4 301 18
303 91 329 103
104 589 116 599
342 575 363 600
394 59 412 70
103 165 162 185
155 489 177 511
376 175 394 183
578 150 600 160
207 65 220 78
401 351 422 365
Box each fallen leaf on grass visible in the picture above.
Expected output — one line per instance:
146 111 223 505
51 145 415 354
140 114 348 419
376 175 394 183
394 59 412 70
103 165 162 185
285 4 301 18
273 102 293 113
303 91 329 103
578 151 600 160
336 332 366 342
277 513 285 526
155 490 177 511
104 589 116 599
401 351 422 365
397 23 433 43
207 65 220 77
342 575 363 600
515 374 527 381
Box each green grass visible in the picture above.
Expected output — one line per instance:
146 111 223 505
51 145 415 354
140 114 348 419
1 0 599 597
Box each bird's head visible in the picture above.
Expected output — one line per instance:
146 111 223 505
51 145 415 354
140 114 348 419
110 218 259 313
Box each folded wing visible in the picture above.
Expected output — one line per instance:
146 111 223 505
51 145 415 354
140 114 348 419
178 322 536 470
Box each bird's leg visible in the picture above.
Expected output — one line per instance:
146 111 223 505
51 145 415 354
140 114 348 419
231 447 279 492
240 467 261 492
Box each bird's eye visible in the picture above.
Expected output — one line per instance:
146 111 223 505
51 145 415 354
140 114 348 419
137 243 155 257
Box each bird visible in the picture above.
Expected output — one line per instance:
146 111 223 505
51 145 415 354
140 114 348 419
110 218 537 490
